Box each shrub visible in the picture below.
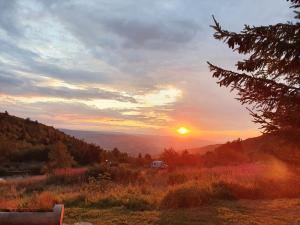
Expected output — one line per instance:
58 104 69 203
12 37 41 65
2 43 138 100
210 181 235 200
86 164 145 184
160 185 208 209
36 192 59 209
0 199 19 209
109 166 140 184
86 164 108 178
20 191 59 210
160 181 235 209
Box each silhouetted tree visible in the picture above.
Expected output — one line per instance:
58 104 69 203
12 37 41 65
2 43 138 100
0 137 12 162
138 153 142 159
119 152 129 163
180 150 193 166
208 0 300 133
160 148 179 167
135 153 144 166
48 141 75 170
144 153 152 163
112 147 121 160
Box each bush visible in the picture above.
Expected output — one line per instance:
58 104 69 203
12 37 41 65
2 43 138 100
109 166 142 184
160 185 208 209
36 192 59 209
210 181 235 200
19 191 59 210
160 182 235 209
86 164 108 178
86 164 145 184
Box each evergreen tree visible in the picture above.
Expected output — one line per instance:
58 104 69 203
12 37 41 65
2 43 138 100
136 153 144 166
144 153 152 162
112 147 121 160
138 153 142 159
208 0 300 133
48 141 75 170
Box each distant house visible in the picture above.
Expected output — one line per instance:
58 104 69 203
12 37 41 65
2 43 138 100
151 160 168 169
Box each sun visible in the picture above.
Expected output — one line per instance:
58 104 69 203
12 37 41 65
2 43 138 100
176 127 190 135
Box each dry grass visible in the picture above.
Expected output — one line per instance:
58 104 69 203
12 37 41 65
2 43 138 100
63 199 300 225
1 161 300 223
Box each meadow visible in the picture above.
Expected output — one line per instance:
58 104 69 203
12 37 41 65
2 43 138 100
1 159 300 225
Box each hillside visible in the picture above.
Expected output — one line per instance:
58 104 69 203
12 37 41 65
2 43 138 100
0 112 121 174
2 111 299 173
62 129 213 156
200 130 300 166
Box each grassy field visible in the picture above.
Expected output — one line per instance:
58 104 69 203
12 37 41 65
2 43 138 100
1 161 300 224
64 199 300 225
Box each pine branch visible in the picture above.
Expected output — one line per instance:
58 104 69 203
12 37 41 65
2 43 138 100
208 2 300 133
207 62 300 92
211 16 300 59
207 62 300 114
247 107 279 133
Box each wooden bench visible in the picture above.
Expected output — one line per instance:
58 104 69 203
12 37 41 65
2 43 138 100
0 204 64 225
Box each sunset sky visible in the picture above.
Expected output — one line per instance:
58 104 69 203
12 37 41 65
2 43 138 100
0 0 293 141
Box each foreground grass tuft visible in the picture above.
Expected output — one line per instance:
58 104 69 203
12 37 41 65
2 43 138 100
160 181 235 209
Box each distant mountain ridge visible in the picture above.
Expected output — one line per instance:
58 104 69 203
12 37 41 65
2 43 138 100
62 129 214 155
187 144 221 155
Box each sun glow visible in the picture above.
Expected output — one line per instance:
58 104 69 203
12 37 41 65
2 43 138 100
176 127 190 135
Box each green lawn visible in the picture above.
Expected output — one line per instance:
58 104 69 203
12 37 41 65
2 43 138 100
64 199 300 225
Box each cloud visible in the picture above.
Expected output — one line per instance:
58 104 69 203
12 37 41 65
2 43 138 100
102 18 200 50
0 72 136 102
0 69 23 86
0 0 20 36
0 0 293 140
0 39 38 64
43 0 200 49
